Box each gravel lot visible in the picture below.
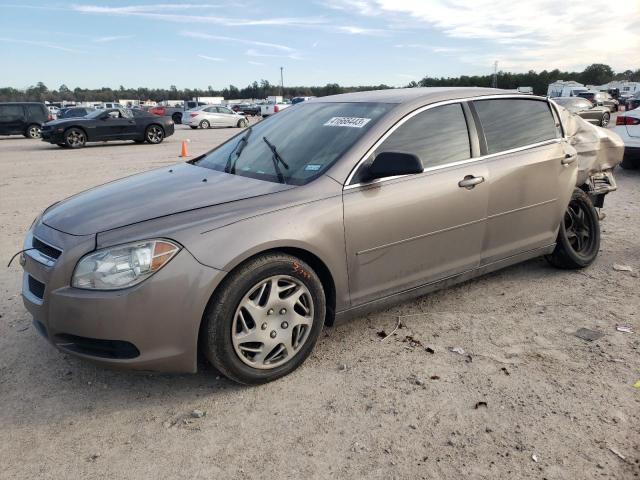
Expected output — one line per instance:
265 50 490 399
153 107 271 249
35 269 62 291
1 119 639 479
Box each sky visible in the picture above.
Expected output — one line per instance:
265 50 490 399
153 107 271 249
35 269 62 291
1 0 638 90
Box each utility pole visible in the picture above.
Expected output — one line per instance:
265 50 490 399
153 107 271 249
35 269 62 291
280 66 284 99
492 61 498 88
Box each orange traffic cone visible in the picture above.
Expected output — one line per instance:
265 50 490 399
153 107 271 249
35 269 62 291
179 140 188 158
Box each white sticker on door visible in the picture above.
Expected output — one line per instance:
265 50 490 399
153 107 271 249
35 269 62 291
323 117 371 128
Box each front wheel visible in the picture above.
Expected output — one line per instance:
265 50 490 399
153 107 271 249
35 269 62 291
64 128 86 148
199 119 210 129
600 112 610 127
145 125 164 144
203 253 326 385
546 189 600 269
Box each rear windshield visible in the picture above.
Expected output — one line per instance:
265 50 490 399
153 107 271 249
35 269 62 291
193 102 392 185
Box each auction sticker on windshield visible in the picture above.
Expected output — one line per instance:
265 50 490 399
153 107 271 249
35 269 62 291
323 117 371 128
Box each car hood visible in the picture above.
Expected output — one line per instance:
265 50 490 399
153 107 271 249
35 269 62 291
42 163 294 235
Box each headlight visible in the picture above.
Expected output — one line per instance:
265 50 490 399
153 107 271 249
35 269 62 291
72 239 180 290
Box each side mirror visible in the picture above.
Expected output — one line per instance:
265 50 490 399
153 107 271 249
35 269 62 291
365 152 423 181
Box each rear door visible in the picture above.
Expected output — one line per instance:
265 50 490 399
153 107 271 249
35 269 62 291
343 103 489 306
471 97 576 265
0 104 26 134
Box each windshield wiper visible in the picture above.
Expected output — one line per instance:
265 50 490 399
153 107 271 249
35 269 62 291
225 127 252 174
262 136 289 184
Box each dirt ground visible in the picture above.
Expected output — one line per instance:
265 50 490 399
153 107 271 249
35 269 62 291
1 119 639 480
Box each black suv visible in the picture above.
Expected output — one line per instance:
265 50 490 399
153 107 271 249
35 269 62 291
0 102 50 139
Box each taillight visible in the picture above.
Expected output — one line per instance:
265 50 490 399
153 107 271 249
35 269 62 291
48 113 53 121
190 113 198 117
616 116 640 126
274 105 279 113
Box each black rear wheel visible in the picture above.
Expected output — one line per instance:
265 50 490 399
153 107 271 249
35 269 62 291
172 112 182 124
24 124 41 139
145 125 164 144
546 189 600 269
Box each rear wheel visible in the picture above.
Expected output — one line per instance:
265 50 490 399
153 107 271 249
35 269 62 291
202 253 325 384
64 128 86 148
145 125 164 144
546 189 600 269
189 125 198 129
199 120 210 129
24 124 41 139
237 118 248 128
172 112 182 124
600 112 610 127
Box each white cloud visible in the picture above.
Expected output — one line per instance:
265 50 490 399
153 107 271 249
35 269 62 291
245 49 303 60
181 32 294 52
197 54 225 62
248 61 266 66
93 35 134 43
326 0 640 72
0 37 83 53
72 4 326 27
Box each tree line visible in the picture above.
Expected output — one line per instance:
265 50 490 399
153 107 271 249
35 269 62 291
0 64 638 103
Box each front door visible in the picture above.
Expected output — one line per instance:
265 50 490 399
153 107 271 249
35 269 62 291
0 104 25 134
343 103 489 306
471 98 577 265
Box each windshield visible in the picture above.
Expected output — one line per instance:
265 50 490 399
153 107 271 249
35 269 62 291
193 102 392 185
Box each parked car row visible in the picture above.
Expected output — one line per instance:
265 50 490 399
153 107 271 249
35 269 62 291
552 97 611 127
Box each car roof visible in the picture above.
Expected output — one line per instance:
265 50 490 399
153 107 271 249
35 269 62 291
312 87 514 105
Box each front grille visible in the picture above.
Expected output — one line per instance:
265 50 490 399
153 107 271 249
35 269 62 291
32 237 62 260
54 334 140 359
28 275 45 299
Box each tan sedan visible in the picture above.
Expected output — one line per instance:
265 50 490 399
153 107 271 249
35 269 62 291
19 88 622 384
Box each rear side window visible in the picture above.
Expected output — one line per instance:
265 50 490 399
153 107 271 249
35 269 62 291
0 105 24 119
473 99 557 154
26 104 45 118
376 103 470 168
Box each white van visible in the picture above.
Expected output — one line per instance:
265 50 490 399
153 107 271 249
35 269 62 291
547 81 588 98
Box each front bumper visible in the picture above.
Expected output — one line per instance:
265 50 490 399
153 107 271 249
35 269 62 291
21 222 227 373
40 128 65 144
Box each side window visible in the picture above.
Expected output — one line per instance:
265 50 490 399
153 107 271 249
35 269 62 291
473 99 557 154
0 105 24 120
204 107 216 113
376 103 470 168
26 104 44 118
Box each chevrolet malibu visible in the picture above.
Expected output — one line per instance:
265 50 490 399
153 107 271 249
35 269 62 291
20 88 622 384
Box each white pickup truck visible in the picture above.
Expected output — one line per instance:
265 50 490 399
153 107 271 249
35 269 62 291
260 102 291 118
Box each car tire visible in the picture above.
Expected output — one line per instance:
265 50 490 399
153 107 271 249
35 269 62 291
199 120 210 129
189 125 198 129
546 188 600 270
172 113 182 124
600 112 610 127
145 125 164 144
237 119 248 128
202 253 326 385
64 128 86 148
24 124 41 139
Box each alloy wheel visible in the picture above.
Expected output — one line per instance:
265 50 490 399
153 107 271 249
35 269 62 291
200 120 210 129
564 200 593 254
28 125 41 138
231 275 314 370
146 126 164 143
601 114 610 127
66 129 85 147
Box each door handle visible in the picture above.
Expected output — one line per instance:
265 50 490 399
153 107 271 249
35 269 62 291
562 153 577 165
458 175 485 189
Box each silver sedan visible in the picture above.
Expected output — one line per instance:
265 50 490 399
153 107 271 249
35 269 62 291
186 105 248 129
